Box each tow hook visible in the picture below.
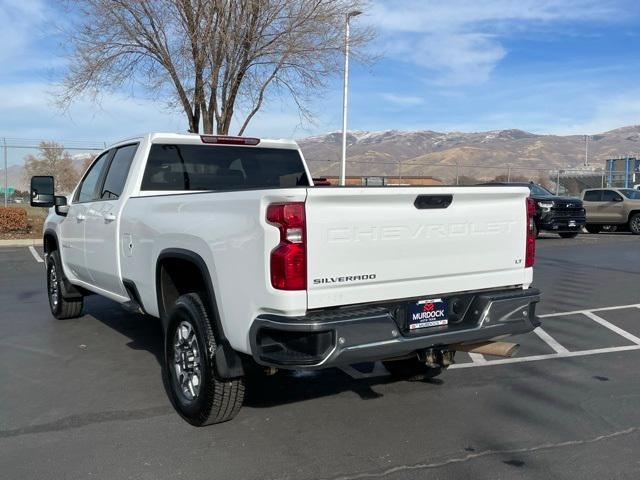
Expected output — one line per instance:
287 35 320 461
418 348 455 369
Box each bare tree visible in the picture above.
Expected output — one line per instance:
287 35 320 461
59 0 371 135
24 142 81 194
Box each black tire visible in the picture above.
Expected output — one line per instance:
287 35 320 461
559 232 579 239
164 293 245 426
629 214 640 235
382 357 443 381
47 250 83 319
585 224 601 234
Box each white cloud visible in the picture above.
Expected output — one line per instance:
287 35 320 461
379 93 425 107
366 0 633 84
0 0 50 65
549 91 640 135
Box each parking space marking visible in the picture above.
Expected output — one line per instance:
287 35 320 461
339 303 640 379
449 345 640 369
581 311 640 345
468 352 486 363
533 327 569 354
539 303 640 318
28 246 43 263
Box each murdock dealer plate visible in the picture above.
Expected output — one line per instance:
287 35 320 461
408 298 449 330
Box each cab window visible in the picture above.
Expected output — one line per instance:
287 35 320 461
75 151 112 203
583 190 601 202
602 190 623 202
101 144 138 200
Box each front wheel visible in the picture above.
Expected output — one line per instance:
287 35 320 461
47 250 83 319
585 224 601 234
382 357 443 381
629 214 640 235
164 293 245 426
559 232 579 239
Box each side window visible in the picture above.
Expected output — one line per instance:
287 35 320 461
602 190 622 202
583 190 601 202
101 144 138 200
76 152 111 203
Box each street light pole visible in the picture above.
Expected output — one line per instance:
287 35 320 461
584 135 589 167
340 10 362 186
3 138 7 208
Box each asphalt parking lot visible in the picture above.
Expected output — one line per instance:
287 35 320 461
1 233 640 479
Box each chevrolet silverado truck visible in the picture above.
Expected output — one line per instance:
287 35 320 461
484 182 585 238
582 188 640 234
30 133 540 426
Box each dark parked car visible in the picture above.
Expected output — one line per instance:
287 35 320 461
484 182 586 238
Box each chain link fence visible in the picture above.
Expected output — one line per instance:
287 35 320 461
1 138 637 209
314 159 634 197
1 138 106 207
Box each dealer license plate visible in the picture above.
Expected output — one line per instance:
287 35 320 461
407 298 449 331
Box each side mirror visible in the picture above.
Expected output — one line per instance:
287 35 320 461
613 196 623 202
55 196 69 216
30 176 55 207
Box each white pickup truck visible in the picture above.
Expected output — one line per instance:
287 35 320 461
31 133 540 426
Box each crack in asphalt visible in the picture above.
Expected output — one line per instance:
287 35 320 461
0 406 173 439
320 427 639 480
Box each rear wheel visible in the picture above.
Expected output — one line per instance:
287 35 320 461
629 214 640 235
585 224 601 234
164 293 245 426
382 357 443 381
47 250 83 319
559 232 579 239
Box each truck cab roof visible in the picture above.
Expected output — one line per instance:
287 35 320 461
107 133 300 151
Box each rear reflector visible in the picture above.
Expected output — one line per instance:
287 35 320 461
525 197 536 267
200 135 260 145
266 203 306 290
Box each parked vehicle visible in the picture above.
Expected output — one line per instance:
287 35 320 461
30 133 540 426
582 188 640 234
483 182 585 238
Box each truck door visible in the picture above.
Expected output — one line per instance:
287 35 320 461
59 151 112 284
83 144 138 296
599 190 625 223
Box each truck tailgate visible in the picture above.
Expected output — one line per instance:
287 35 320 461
305 186 531 309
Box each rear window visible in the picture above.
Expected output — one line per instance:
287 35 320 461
141 144 309 191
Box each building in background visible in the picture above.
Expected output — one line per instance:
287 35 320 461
321 175 442 186
606 157 640 188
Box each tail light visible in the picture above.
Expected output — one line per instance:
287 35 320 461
525 197 536 267
200 135 260 145
267 203 306 290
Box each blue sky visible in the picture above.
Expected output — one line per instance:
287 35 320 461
0 0 639 145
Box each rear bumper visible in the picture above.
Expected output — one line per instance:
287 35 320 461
250 288 540 369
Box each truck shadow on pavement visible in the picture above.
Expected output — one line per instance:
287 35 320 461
85 295 445 409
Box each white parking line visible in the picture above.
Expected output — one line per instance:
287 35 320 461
449 345 640 369
468 353 486 363
539 303 640 318
533 327 569 354
581 311 640 345
28 246 44 263
337 303 640 379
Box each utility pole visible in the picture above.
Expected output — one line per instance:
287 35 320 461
339 10 362 186
3 138 7 208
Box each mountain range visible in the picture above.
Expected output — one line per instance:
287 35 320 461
3 125 640 192
299 125 640 182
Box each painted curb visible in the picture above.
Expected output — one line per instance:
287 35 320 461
0 238 43 247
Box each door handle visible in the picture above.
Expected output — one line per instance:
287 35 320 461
104 213 117 222
76 214 86 221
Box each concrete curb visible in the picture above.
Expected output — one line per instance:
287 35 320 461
0 238 43 247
